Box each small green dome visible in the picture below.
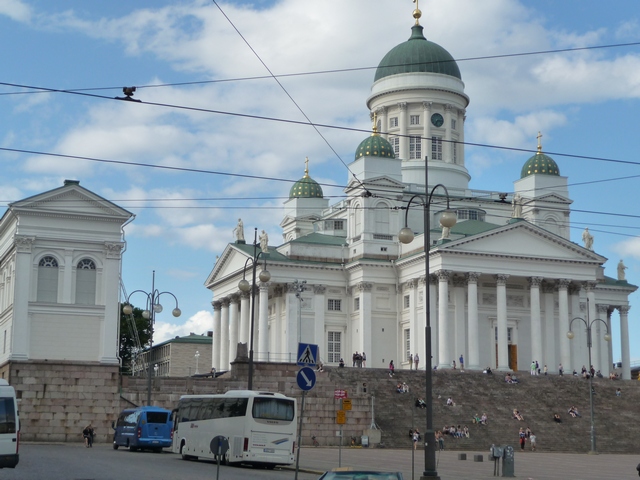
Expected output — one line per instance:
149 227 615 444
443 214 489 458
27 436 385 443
520 152 560 178
374 24 461 82
355 134 396 160
290 160 323 199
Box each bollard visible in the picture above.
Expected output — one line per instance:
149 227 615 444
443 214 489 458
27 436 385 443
458 453 467 460
473 454 484 462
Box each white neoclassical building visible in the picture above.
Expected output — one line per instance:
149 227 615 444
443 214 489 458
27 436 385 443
0 179 133 369
205 10 636 379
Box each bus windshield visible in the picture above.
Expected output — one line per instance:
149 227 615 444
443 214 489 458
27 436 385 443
252 398 295 421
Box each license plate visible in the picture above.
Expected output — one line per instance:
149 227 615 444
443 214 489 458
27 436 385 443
263 448 275 453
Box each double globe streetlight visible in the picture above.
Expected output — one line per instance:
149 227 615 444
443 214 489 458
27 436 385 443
122 271 181 406
567 303 610 454
398 173 457 480
238 228 270 390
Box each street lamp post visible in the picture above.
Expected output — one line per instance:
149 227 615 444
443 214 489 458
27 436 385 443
194 350 200 375
122 271 181 406
398 157 457 480
567 301 611 454
238 228 271 390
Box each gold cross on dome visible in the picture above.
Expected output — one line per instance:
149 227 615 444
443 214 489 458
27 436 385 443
412 0 422 25
537 131 543 153
372 111 378 135
304 156 309 177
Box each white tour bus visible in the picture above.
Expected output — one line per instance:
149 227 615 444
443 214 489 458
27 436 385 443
0 379 19 469
172 390 296 468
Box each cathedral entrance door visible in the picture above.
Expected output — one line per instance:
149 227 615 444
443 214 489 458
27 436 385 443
508 345 518 371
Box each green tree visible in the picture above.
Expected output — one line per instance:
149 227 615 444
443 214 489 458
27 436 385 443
119 304 151 375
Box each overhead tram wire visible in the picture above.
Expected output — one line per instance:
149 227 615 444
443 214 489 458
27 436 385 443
210 0 370 196
2 39 640 97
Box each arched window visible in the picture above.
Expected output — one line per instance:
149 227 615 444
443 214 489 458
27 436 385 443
374 202 390 235
76 259 96 305
37 256 59 303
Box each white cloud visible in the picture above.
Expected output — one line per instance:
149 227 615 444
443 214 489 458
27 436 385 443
0 0 31 23
154 309 214 344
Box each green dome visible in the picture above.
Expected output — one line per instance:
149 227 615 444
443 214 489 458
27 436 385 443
520 152 560 178
355 134 396 160
374 24 461 82
289 167 323 199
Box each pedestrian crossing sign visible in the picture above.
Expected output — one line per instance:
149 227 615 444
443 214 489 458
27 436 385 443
297 343 319 367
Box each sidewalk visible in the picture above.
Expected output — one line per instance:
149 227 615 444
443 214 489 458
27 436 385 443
292 447 640 479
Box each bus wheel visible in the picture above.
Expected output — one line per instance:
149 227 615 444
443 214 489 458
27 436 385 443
129 446 138 452
180 443 190 460
112 442 119 450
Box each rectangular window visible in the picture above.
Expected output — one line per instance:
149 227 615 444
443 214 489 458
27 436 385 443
328 299 342 311
389 137 400 158
409 136 421 160
404 295 410 309
404 329 411 362
389 117 398 128
354 297 360 311
334 220 344 230
451 118 457 130
410 115 420 125
327 331 342 363
431 136 443 161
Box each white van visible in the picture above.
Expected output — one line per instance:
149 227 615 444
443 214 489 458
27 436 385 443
0 379 19 468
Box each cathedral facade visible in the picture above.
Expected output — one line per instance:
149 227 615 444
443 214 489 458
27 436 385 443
206 10 635 379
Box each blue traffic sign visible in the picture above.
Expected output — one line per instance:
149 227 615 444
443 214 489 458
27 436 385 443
297 343 319 367
296 367 316 391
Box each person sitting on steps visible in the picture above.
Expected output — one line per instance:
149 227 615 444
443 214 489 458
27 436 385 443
553 413 562 423
513 409 524 421
446 397 456 407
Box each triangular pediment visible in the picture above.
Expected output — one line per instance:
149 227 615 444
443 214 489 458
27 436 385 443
204 243 253 287
526 192 572 204
440 220 605 263
10 182 132 220
345 175 405 193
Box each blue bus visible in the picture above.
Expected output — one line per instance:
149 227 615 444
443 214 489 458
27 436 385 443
112 406 173 452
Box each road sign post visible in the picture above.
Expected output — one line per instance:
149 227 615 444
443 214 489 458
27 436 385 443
296 367 316 391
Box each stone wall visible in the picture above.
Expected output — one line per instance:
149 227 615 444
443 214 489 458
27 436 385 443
8 360 120 443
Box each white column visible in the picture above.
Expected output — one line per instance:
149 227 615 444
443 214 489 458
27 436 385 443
258 282 269 361
313 285 326 349
437 270 451 368
496 274 510 370
586 284 598 371
377 106 388 139
557 279 571 373
285 284 298 362
358 282 373 363
11 237 34 361
62 249 73 303
429 275 438 366
415 277 426 366
453 275 466 366
422 102 432 160
274 287 283 360
229 295 239 365
100 243 123 363
467 273 480 370
460 110 466 166
407 279 418 368
239 291 250 345
619 306 631 380
444 104 453 163
398 102 408 159
543 283 556 370
528 277 543 367
220 299 230 371
211 301 221 371
596 304 610 376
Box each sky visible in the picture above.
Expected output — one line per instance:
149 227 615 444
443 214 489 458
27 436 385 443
1 0 639 364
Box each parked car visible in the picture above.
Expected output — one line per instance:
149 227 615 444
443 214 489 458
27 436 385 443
318 471 403 480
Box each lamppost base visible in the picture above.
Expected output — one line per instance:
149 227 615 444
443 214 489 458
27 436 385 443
420 475 441 480
587 450 599 455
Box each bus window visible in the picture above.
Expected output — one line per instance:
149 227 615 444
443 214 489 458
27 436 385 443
146 411 169 424
252 398 294 421
225 398 248 418
0 398 16 434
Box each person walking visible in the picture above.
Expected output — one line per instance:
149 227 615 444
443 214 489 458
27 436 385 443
530 361 536 375
459 354 464 372
414 353 419 370
530 432 537 451
83 423 94 448
558 363 563 376
362 352 366 368
409 353 413 370
389 360 395 377
519 428 526 451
